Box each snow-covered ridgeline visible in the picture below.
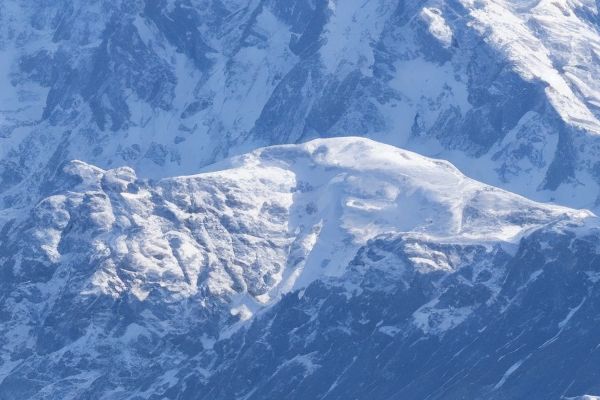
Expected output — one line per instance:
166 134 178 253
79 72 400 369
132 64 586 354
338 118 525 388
1 0 600 210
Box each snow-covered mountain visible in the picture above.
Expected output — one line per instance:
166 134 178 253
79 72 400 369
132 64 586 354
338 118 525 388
1 137 599 399
2 0 600 209
2 0 600 398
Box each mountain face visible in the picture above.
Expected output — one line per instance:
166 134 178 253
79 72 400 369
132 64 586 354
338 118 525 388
2 0 600 209
191 222 600 400
0 137 598 399
1 0 600 399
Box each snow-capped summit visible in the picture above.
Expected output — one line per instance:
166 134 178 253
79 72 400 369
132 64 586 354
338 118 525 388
14 137 589 308
2 0 600 398
1 137 598 399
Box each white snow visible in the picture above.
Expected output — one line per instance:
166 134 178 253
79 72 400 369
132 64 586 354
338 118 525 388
420 7 454 48
462 0 600 134
320 0 396 76
494 355 530 389
15 137 593 334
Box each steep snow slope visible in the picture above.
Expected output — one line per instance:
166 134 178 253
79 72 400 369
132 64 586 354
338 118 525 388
0 137 595 398
1 0 600 209
465 0 600 133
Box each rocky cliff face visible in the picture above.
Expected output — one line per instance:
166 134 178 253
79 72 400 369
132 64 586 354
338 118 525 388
1 1 600 399
2 0 600 208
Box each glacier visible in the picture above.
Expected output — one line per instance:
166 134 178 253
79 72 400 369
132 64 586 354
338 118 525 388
1 0 600 398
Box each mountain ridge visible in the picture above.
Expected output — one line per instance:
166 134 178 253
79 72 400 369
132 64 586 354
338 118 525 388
2 0 600 398
2 0 600 209
0 136 598 399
